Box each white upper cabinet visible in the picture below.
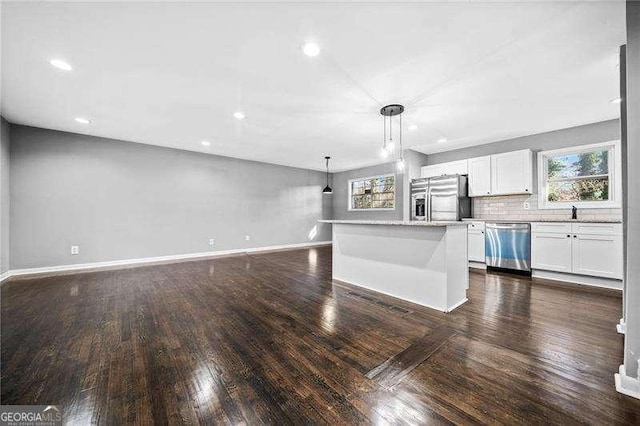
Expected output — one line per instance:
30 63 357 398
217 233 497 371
467 156 492 197
490 150 533 195
444 160 468 176
467 149 533 197
421 164 445 178
420 160 468 178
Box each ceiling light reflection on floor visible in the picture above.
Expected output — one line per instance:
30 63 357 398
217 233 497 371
321 296 336 333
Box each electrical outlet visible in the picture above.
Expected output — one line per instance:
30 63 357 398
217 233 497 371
70 245 80 255
209 238 215 246
245 235 250 242
523 202 530 210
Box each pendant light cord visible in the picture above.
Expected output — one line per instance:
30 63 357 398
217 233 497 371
325 157 330 186
399 113 403 156
383 114 386 148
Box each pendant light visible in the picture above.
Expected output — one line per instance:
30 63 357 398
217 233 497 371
323 156 333 194
380 104 405 171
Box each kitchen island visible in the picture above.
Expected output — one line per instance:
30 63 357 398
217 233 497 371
319 220 469 312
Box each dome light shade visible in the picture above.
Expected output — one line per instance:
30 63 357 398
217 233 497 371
323 156 332 194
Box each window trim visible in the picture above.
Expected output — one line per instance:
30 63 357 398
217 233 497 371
537 140 621 210
348 173 397 211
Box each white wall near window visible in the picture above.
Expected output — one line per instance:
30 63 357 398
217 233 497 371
537 140 622 209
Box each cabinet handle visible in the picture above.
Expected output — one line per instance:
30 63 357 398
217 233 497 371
566 234 570 238
573 235 577 238
525 189 529 192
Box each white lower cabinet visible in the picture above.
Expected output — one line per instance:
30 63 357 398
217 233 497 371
531 222 622 279
468 230 485 262
467 222 485 262
531 232 573 273
572 233 623 279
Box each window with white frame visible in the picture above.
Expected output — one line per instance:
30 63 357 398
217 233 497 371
348 174 395 210
537 140 621 209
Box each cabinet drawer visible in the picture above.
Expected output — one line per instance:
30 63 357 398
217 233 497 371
531 222 572 234
571 222 622 235
467 222 485 231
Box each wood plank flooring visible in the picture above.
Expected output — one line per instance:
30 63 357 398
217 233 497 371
2 246 640 424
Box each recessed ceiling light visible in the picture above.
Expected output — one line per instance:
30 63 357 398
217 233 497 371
233 111 246 120
302 42 320 57
408 124 418 131
610 97 622 104
74 117 91 124
201 141 211 147
437 138 448 143
50 59 73 71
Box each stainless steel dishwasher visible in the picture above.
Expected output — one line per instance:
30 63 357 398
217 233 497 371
485 222 531 273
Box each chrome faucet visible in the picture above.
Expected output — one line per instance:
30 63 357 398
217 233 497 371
572 205 578 220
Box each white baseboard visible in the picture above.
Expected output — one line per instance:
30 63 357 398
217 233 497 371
333 276 455 314
615 364 640 399
446 297 468 313
531 269 623 291
468 261 487 270
2 241 331 281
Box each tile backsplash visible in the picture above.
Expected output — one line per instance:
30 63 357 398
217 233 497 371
472 194 622 222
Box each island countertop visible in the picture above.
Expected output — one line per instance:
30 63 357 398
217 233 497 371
318 220 468 227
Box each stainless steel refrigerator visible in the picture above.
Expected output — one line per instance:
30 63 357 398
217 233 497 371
410 175 471 221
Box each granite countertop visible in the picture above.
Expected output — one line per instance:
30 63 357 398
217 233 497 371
462 218 622 224
318 220 468 227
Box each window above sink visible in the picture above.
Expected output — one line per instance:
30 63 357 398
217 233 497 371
537 140 621 209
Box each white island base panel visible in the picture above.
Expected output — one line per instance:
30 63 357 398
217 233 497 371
330 222 469 312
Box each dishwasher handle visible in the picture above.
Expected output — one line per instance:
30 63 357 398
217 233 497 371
486 223 530 231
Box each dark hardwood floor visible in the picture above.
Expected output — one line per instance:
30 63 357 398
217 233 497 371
2 246 640 424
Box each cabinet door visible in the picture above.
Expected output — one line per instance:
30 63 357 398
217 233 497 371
421 164 444 178
572 234 623 279
490 150 533 195
468 230 485 262
531 232 572 272
468 156 492 197
444 160 468 176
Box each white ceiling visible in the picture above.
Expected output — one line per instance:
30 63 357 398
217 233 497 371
1 1 625 172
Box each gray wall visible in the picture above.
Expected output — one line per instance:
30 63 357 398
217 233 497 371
9 125 332 270
0 118 10 274
425 119 620 165
331 161 403 221
624 1 640 381
403 149 429 221
331 149 427 221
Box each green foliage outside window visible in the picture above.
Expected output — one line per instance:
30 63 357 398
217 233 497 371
546 149 610 203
